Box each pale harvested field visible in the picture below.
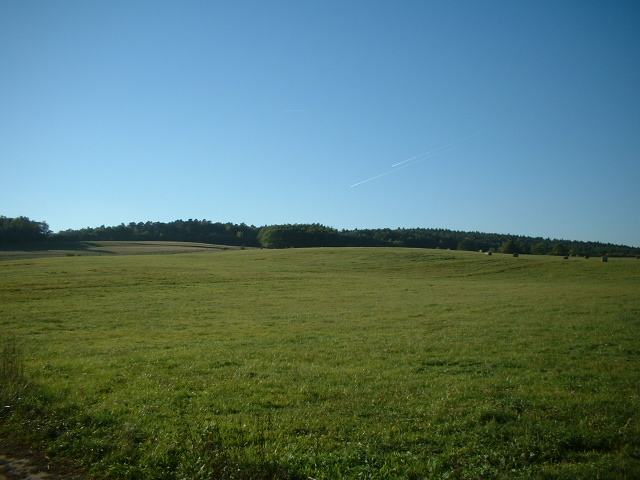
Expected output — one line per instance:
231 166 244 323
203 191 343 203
0 241 243 261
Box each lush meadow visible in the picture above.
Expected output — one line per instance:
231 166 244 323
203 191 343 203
1 247 639 479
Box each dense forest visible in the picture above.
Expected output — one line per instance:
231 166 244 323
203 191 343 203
1 215 638 256
0 216 51 243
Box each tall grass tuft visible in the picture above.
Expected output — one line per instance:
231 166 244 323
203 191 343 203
178 415 301 480
0 336 25 385
0 335 27 420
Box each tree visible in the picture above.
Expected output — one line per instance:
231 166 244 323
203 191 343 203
531 242 550 255
0 216 50 243
457 238 476 251
257 224 346 248
500 239 519 254
552 243 566 256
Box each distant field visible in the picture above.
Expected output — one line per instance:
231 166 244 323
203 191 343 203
0 240 243 261
0 247 638 479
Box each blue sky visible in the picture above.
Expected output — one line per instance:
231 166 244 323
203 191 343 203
2 1 639 246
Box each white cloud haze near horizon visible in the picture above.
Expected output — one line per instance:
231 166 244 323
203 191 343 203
1 1 639 246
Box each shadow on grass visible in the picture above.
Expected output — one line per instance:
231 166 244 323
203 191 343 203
0 242 118 260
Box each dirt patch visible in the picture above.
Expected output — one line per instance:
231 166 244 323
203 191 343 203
0 455 51 479
0 438 85 480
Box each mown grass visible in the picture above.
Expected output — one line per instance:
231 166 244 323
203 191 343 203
1 247 639 479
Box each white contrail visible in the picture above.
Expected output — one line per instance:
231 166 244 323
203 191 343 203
391 133 479 167
349 132 479 188
350 169 398 188
349 148 454 187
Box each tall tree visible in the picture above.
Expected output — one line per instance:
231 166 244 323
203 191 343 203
0 216 50 243
552 243 567 256
500 239 519 254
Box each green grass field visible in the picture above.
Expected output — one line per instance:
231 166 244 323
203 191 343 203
1 247 639 479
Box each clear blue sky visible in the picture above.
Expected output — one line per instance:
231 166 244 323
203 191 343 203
2 1 639 246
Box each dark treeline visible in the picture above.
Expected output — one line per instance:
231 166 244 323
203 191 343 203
0 216 51 243
1 216 638 256
55 219 259 247
256 224 638 257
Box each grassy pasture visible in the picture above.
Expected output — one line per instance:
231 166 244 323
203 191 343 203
0 247 639 479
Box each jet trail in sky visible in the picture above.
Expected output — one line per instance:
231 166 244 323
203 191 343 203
349 148 453 187
349 133 479 188
391 133 479 167
349 169 399 188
